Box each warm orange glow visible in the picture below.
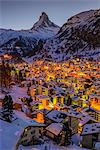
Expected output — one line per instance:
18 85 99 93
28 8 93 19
91 104 100 111
3 54 12 59
33 112 44 123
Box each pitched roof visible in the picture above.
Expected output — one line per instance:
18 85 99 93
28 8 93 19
81 123 100 135
46 110 68 123
46 123 63 136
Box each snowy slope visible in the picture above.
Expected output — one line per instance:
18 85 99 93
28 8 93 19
44 9 100 61
59 10 98 31
10 85 29 103
0 119 23 150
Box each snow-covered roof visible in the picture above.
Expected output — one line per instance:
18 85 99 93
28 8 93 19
46 110 68 123
81 123 100 135
79 116 97 127
46 123 63 136
30 85 37 89
71 96 80 101
66 110 80 118
77 110 98 126
30 101 42 105
89 94 98 98
81 107 100 114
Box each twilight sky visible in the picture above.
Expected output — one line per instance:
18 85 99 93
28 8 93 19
0 0 100 30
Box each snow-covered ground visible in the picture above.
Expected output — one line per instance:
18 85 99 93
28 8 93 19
10 85 29 103
18 144 89 150
0 119 23 150
0 118 89 150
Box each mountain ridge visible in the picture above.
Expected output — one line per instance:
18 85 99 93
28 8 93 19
43 9 100 61
0 9 100 62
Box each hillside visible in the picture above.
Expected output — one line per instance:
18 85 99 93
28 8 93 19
44 9 100 61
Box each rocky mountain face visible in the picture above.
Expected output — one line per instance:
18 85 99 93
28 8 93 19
0 9 100 62
44 9 100 61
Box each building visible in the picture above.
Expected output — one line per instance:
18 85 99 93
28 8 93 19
45 123 63 142
66 110 80 134
81 123 100 149
81 107 100 122
78 115 98 134
17 123 45 147
29 85 37 97
45 122 71 145
32 109 50 123
36 95 50 109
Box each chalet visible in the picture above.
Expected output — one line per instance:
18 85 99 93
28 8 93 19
36 95 50 108
78 115 98 134
81 123 100 149
45 122 71 145
45 123 63 141
81 107 100 122
65 110 80 134
42 86 49 96
18 123 45 146
32 109 50 123
53 94 65 105
71 96 80 106
45 109 79 134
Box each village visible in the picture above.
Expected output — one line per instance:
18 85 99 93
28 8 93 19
0 55 100 150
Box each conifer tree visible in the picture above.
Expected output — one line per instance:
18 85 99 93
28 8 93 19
2 95 13 122
0 60 11 89
18 70 23 82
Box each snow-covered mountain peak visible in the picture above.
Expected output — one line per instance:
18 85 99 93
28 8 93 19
0 12 60 56
31 12 60 31
40 12 49 21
